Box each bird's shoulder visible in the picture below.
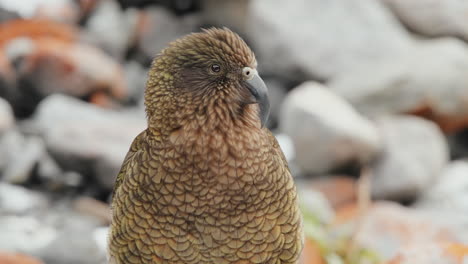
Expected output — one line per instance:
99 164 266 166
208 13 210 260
111 130 150 199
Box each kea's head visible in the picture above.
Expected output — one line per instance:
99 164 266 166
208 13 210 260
145 28 270 133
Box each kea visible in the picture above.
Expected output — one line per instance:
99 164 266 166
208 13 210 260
108 28 303 264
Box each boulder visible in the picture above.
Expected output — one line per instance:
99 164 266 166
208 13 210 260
38 209 107 264
34 94 146 190
84 0 139 59
416 161 468 213
0 19 127 116
382 0 468 42
0 97 14 134
0 216 57 253
329 38 468 133
0 183 48 214
280 82 381 174
371 116 449 200
247 0 413 81
0 130 45 184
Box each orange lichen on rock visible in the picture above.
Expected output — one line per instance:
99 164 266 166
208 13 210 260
0 19 127 105
0 19 77 47
300 239 325 264
21 38 127 100
0 252 44 264
407 102 468 134
307 176 357 210
444 243 468 263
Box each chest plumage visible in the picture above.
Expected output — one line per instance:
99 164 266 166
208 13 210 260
108 27 303 264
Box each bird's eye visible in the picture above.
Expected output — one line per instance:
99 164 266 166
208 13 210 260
211 64 221 73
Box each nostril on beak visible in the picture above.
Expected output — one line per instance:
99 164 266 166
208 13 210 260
242 67 256 80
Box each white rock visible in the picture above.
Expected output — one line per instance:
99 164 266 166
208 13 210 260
416 161 468 212
94 226 110 258
382 0 468 41
33 0 79 23
34 95 146 190
4 37 35 62
37 203 107 264
124 61 148 103
0 0 69 17
275 133 295 162
247 0 413 80
2 136 45 184
85 0 139 59
371 116 449 200
329 38 468 119
0 97 14 134
280 82 381 174
0 183 48 214
37 152 63 183
0 216 57 252
0 130 45 184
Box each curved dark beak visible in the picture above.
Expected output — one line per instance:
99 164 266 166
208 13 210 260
245 73 270 127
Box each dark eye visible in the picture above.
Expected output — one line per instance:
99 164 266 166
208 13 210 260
211 64 221 73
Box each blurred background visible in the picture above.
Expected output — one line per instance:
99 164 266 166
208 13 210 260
1 0 468 263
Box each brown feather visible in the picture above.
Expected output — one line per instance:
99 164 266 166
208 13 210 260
108 28 303 264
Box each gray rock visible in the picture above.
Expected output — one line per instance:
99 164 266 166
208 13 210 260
247 0 413 81
0 7 20 22
329 38 468 120
416 161 468 212
0 97 14 134
0 130 22 170
7 36 128 108
93 227 110 259
124 61 148 103
0 190 107 264
371 116 449 200
37 153 63 183
34 95 146 190
264 78 287 127
138 7 201 60
33 0 79 23
275 133 295 162
382 0 468 41
85 0 139 59
0 183 48 214
280 82 381 174
39 210 106 264
0 0 46 17
0 216 57 253
4 137 44 183
0 130 45 184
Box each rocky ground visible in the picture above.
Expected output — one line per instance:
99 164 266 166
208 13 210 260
1 0 468 263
